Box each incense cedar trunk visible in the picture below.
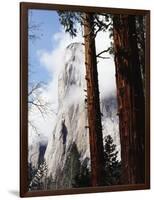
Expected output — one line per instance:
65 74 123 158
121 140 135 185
113 15 145 184
83 13 104 186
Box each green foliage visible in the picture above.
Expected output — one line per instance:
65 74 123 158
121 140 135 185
28 163 37 185
73 159 91 188
57 11 82 37
52 142 81 189
103 135 121 185
45 174 56 190
73 135 121 187
62 142 81 187
57 11 112 38
93 14 112 32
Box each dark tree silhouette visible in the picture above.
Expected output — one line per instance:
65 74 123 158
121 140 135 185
113 14 145 184
103 135 121 185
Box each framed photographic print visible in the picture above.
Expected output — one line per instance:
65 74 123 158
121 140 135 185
20 2 150 197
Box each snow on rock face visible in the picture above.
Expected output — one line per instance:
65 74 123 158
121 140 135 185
44 42 120 180
44 43 90 179
58 43 86 107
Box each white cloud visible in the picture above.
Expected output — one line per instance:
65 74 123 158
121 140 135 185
38 28 83 76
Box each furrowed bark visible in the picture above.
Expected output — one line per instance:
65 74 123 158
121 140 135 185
113 15 145 184
83 13 104 186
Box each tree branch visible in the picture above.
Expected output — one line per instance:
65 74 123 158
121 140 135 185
97 56 110 59
28 120 40 135
28 82 43 96
96 47 111 57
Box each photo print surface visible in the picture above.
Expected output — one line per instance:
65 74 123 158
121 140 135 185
27 8 146 191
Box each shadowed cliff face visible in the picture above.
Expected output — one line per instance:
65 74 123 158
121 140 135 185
44 42 120 183
28 138 48 170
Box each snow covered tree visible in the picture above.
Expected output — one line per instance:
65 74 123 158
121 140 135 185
29 161 48 190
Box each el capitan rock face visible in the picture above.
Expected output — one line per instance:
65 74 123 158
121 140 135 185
29 43 120 189
44 43 90 185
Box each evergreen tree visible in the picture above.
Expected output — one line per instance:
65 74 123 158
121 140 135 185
103 135 121 185
73 135 121 187
73 158 91 188
61 143 81 188
28 163 37 186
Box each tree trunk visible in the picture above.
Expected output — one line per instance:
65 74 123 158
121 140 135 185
113 15 145 184
83 13 104 186
136 15 145 93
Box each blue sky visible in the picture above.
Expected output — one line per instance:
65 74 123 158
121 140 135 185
28 9 61 84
